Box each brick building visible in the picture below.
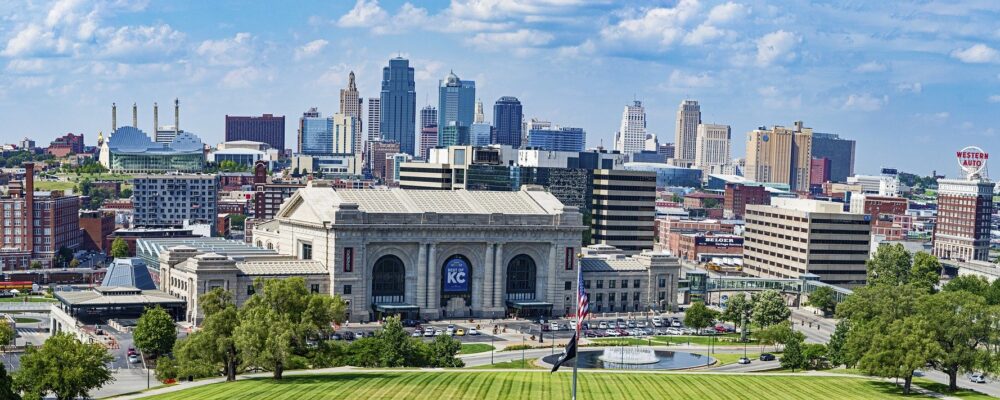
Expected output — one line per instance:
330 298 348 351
79 211 115 252
723 183 769 220
47 133 85 157
0 163 81 268
667 232 743 261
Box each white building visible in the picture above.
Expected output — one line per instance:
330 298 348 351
614 100 646 156
674 100 702 167
694 123 731 171
332 113 360 155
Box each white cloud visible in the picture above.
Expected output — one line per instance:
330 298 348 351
757 85 801 109
896 82 922 94
664 69 714 90
100 24 184 60
854 61 887 73
755 30 799 66
337 0 387 27
843 93 889 111
2 24 64 57
467 29 554 49
294 39 328 60
988 95 1000 103
683 24 724 45
6 59 45 72
372 3 431 34
196 33 254 67
599 0 701 47
221 66 264 89
951 43 1000 63
706 2 747 25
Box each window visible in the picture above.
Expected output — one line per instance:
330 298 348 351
583 280 591 289
621 293 628 302
564 281 572 291
344 285 352 295
658 278 667 288
343 247 354 272
658 291 666 300
301 242 312 260
633 279 641 288
596 293 603 302
311 284 320 294
609 280 616 289
596 280 604 289
609 293 616 301
621 280 628 289
247 285 255 296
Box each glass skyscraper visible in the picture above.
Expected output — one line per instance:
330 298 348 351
527 127 586 152
438 71 475 146
299 107 334 155
420 105 438 129
380 57 416 155
811 132 856 183
470 123 492 146
493 96 523 148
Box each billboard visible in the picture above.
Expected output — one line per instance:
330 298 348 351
694 236 743 247
443 258 470 293
957 146 988 178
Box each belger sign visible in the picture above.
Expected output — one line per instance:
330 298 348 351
957 146 989 177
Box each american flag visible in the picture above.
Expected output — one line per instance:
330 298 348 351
576 271 589 333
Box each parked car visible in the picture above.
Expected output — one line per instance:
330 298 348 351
446 327 455 336
424 328 436 337
569 321 577 330
330 333 343 341
651 317 662 326
128 354 140 364
970 373 987 383
605 329 619 337
343 331 356 341
411 330 423 337
456 329 466 336
598 322 609 329
468 328 479 336
737 357 751 365
759 353 776 361
671 320 682 328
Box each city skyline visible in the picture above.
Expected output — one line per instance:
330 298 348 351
1 0 999 176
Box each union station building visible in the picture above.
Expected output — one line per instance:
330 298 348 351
252 182 587 322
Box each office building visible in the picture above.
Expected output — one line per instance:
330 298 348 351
470 122 492 147
933 178 993 262
19 138 35 150
339 71 363 142
622 162 702 188
810 158 831 187
658 143 676 159
694 123 730 171
580 245 682 313
98 126 205 173
614 100 646 156
380 57 416 155
368 140 400 181
723 183 769 219
439 123 470 148
80 211 115 252
745 121 813 192
384 153 412 185
0 164 81 268
298 107 334 155
743 198 871 286
399 145 516 191
332 113 360 155
527 126 586 152
133 174 219 232
47 133 85 157
493 96 523 148
248 183 586 321
367 98 381 143
474 98 485 124
420 105 437 129
251 161 304 221
438 72 475 135
591 169 657 254
810 133 856 182
225 114 285 152
208 141 280 170
674 100 701 166
419 127 438 160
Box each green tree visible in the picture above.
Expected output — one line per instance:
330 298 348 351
371 316 426 367
910 252 941 293
235 278 346 379
919 290 996 391
14 332 114 400
750 290 790 328
801 343 828 370
120 188 133 198
683 301 718 331
781 335 804 371
720 293 752 342
197 288 241 381
134 306 177 359
755 321 800 352
0 363 19 400
837 284 926 372
29 261 42 269
427 334 464 368
943 275 990 297
0 322 14 348
826 320 851 368
68 259 80 268
173 336 221 380
154 355 179 383
857 317 939 395
806 286 837 316
866 244 913 287
110 237 129 258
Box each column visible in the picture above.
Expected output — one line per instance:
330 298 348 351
416 243 427 308
427 243 439 316
483 242 495 309
493 243 504 310
546 244 558 314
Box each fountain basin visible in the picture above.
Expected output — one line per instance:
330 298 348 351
542 348 713 370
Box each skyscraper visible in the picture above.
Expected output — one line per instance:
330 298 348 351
613 100 646 155
380 57 416 155
493 96 523 147
674 100 701 166
527 126 586 152
810 132 856 182
332 113 359 155
437 71 475 146
367 98 381 143
694 123 731 170
745 121 813 191
420 105 438 130
225 114 286 152
339 71 363 148
469 98 491 146
298 107 334 155
474 98 485 123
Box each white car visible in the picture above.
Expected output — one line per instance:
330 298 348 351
569 321 577 330
128 354 140 364
672 320 682 328
435 329 444 336
446 327 455 336
411 330 423 337
424 328 436 337
605 329 619 336
652 317 662 325
550 322 560 331
598 322 609 329
971 373 987 383
468 328 479 336
637 321 647 328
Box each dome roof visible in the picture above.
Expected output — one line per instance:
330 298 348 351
445 70 460 86
107 126 156 152
170 132 204 152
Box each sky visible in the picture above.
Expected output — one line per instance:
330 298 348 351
1 0 999 178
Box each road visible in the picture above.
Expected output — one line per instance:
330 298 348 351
790 308 836 343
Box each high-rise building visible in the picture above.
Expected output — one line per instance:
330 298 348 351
367 98 381 143
438 71 475 135
658 143 676 159
933 152 994 262
470 123 492 147
613 101 646 156
420 127 438 160
810 133 856 183
694 123 731 170
527 126 586 152
743 198 871 286
380 57 416 155
420 105 438 129
674 100 701 166
745 121 813 191
0 164 81 268
225 114 286 152
367 140 400 181
591 169 657 254
298 107 334 155
809 157 831 187
493 96 523 148
339 71 363 149
474 98 485 124
332 113 359 155
133 174 219 232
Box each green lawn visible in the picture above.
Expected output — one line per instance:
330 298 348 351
909 378 993 400
470 359 543 369
711 352 763 366
32 181 77 192
13 317 41 324
141 371 931 399
0 296 56 303
459 343 495 355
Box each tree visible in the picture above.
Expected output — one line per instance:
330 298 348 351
14 332 114 400
751 290 790 328
110 237 129 258
943 275 990 298
866 244 913 287
134 306 177 359
806 286 837 316
235 278 347 379
154 356 179 383
720 293 752 342
801 343 829 370
781 335 804 371
195 288 241 381
826 320 851 368
684 301 718 331
426 334 463 368
910 252 941 293
755 321 800 352
0 323 14 348
69 259 80 268
29 261 42 269
857 317 939 395
0 363 19 400
837 284 926 372
919 290 996 391
120 188 133 198
372 316 426 367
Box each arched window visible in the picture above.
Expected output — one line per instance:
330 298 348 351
256 240 262 247
266 242 273 250
372 255 405 304
506 255 536 301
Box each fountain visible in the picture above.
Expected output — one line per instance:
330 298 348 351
599 346 659 367
542 346 713 370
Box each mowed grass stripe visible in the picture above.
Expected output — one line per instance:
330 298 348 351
144 371 934 399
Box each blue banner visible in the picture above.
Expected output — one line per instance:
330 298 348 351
443 258 470 292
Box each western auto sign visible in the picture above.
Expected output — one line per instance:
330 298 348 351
443 258 470 292
957 146 988 177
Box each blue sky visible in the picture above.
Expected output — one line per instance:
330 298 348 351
1 0 999 177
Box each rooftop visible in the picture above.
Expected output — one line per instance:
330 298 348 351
236 260 327 275
56 287 184 307
294 185 569 217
